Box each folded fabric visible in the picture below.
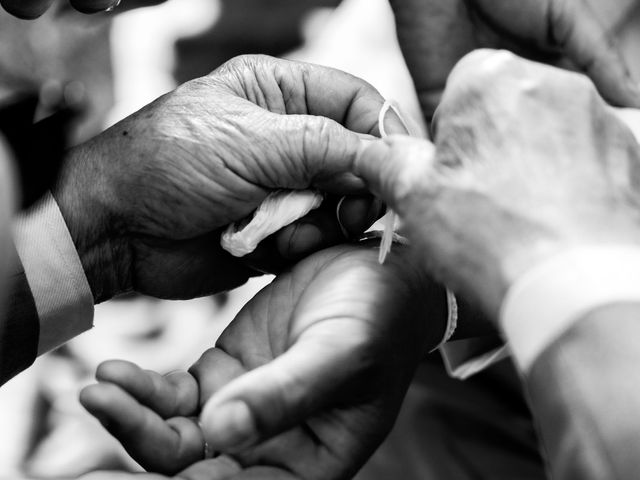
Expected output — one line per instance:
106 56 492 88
220 100 413 259
220 190 324 257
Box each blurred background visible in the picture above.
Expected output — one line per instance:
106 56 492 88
1 0 640 478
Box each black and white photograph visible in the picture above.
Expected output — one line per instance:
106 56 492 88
1 1 639 479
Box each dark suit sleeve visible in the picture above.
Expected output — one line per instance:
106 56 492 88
0 240 39 386
526 303 640 480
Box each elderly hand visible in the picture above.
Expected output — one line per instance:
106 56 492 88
53 55 392 303
355 49 640 320
79 243 447 479
0 0 164 19
390 0 640 123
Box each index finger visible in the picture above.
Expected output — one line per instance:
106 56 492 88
95 360 199 418
291 61 407 136
219 56 406 137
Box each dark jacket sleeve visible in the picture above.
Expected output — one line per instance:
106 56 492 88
0 240 39 386
526 303 640 480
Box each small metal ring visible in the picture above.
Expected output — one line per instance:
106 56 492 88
335 196 351 239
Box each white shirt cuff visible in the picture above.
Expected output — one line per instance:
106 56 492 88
13 192 94 355
500 246 640 373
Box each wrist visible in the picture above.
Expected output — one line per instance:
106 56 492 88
500 245 640 372
485 217 640 319
52 142 130 303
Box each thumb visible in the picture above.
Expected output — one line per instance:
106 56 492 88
199 332 371 453
354 136 436 213
178 455 243 480
552 0 640 108
280 115 368 194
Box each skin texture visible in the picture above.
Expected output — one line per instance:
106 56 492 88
389 0 640 124
80 244 447 480
355 49 640 320
52 55 401 303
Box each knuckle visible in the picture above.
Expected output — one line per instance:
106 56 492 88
300 117 337 173
441 50 529 120
214 54 253 73
208 54 281 100
206 55 259 87
448 49 520 93
442 51 602 138
213 54 273 79
173 76 210 98
568 71 599 98
537 68 601 115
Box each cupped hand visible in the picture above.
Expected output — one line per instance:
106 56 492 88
80 243 448 479
54 55 397 303
355 49 640 320
390 0 640 123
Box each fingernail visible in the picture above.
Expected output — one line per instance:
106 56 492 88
202 401 257 451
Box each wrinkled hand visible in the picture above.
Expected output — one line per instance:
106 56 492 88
355 49 640 320
390 0 640 122
54 55 394 303
0 0 164 19
80 243 447 479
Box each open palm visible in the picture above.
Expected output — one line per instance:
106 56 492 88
80 243 447 479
